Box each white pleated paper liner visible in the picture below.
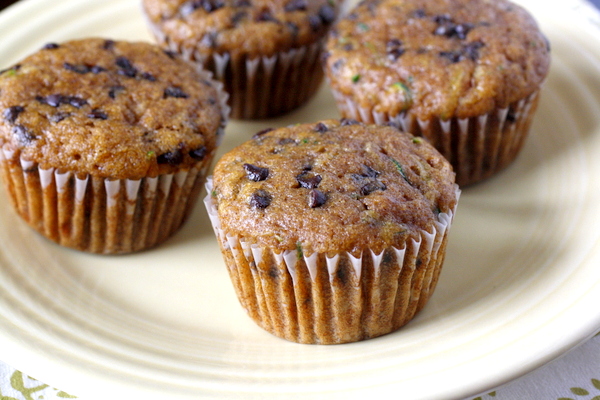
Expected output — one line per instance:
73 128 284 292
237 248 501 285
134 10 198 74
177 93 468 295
0 147 218 254
331 88 542 186
204 177 460 344
147 19 325 120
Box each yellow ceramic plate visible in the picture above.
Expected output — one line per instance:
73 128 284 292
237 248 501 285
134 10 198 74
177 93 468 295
0 0 599 399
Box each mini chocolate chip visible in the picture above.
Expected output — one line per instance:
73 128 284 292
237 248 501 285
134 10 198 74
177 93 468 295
284 0 307 12
308 189 327 208
318 4 336 24
233 0 251 6
189 146 207 160
252 127 274 138
412 8 426 18
308 15 322 31
506 110 517 123
115 56 137 77
103 40 115 50
331 59 345 71
434 22 473 40
64 62 91 74
44 94 64 107
42 43 60 50
360 164 380 178
231 11 247 24
3 106 24 124
244 163 270 181
340 118 359 126
360 180 386 196
90 65 107 74
250 189 272 209
67 96 88 108
164 86 188 98
108 85 125 99
433 14 452 24
200 0 225 12
49 112 69 123
314 122 328 133
13 125 35 144
386 38 405 61
439 50 462 63
463 40 485 61
141 72 157 81
296 172 322 189
157 149 183 165
257 10 278 22
88 109 108 120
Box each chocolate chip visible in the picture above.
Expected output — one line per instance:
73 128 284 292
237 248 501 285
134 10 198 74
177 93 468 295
296 172 322 189
108 85 125 99
439 50 462 63
164 86 188 98
257 10 278 22
43 94 64 107
506 110 517 123
233 0 251 6
331 59 345 71
463 40 485 61
412 8 426 18
308 189 327 208
12 125 35 145
201 0 225 12
360 164 380 178
318 4 336 24
286 22 300 37
103 40 115 50
231 11 247 25
434 22 474 40
284 0 307 12
87 109 108 120
252 127 274 138
340 118 359 126
141 72 157 81
115 56 137 78
189 146 207 160
3 106 24 124
244 163 269 181
157 149 184 165
67 96 88 108
90 65 107 74
308 15 321 31
250 189 272 209
360 180 386 196
42 43 60 50
314 122 328 133
386 38 405 61
49 112 69 123
433 14 452 24
64 62 91 74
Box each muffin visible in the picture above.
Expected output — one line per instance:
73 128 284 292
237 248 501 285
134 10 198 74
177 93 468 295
323 0 551 186
0 38 228 254
142 0 340 119
204 119 459 344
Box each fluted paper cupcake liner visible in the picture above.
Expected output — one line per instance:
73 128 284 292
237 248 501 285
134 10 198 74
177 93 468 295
147 21 324 119
331 88 542 186
0 148 216 254
204 177 459 344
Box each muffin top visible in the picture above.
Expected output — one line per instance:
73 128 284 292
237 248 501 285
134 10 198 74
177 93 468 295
0 38 226 180
324 0 551 120
211 119 458 255
143 0 339 59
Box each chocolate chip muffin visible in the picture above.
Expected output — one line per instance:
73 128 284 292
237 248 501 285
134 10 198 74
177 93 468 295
142 0 340 119
324 0 551 186
204 119 459 344
0 38 228 254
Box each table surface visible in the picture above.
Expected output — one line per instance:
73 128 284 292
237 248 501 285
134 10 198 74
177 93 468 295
0 0 600 399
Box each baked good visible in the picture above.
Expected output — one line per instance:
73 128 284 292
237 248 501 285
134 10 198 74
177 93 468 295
204 119 459 344
0 38 228 254
142 0 340 119
323 0 551 186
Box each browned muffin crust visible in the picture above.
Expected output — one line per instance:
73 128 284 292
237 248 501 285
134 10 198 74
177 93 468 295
143 0 339 59
324 0 551 120
212 119 457 255
0 38 224 180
